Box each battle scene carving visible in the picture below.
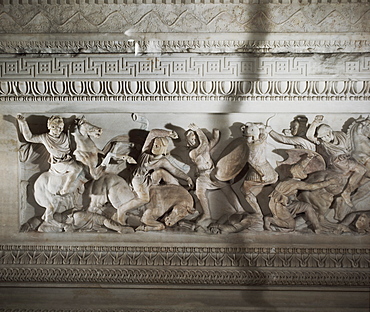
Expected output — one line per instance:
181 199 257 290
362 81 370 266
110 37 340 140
16 112 370 236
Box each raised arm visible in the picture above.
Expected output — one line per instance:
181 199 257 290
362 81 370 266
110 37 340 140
17 114 42 144
269 129 307 145
306 115 323 144
269 129 309 147
142 129 178 153
209 128 220 152
296 178 336 191
188 123 209 155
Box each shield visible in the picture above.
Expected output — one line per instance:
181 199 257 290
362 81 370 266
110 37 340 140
275 148 326 175
214 137 248 181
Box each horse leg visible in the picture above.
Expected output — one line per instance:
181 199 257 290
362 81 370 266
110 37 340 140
140 208 165 231
102 152 134 167
101 152 113 167
60 162 82 195
87 194 106 214
83 154 104 180
340 160 367 207
116 197 147 225
41 206 54 223
41 205 64 228
90 166 104 180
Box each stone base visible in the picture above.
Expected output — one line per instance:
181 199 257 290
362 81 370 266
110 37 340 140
1 286 369 311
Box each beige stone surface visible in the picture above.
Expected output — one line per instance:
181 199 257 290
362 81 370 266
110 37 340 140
0 0 369 310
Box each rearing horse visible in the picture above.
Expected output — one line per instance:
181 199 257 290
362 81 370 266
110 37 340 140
71 116 136 179
71 116 104 180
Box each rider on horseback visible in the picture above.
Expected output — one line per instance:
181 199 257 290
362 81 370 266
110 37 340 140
17 114 82 196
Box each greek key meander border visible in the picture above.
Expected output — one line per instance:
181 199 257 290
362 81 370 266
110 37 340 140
1 54 369 101
1 55 369 79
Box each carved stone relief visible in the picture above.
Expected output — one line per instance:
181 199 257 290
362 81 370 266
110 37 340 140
0 1 369 309
14 112 370 236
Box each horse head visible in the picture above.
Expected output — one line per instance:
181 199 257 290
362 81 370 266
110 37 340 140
75 116 102 138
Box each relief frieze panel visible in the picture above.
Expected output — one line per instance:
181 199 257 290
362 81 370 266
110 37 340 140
13 111 370 238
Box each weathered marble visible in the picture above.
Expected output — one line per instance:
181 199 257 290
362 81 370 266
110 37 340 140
0 0 369 311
